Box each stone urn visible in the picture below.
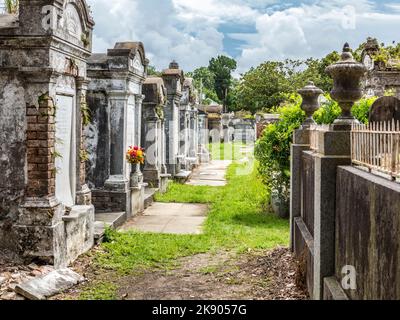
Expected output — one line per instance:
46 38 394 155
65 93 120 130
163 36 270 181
326 43 367 125
130 163 143 188
298 81 323 126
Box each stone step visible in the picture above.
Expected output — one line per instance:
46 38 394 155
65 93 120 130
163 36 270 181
94 211 126 243
174 170 192 183
15 269 84 300
144 188 158 209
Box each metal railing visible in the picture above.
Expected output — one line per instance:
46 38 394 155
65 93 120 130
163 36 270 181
351 120 400 180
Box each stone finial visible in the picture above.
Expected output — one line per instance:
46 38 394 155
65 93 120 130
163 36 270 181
169 60 180 69
326 43 367 126
297 81 323 126
341 43 353 61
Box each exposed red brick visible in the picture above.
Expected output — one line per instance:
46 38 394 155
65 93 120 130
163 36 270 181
34 156 53 164
37 147 54 156
27 116 38 123
27 140 40 148
37 163 55 171
37 116 55 124
38 140 54 148
27 132 37 140
26 107 39 116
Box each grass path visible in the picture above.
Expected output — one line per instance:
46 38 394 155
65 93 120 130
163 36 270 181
64 144 290 300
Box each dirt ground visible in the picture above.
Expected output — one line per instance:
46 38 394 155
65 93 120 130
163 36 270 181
0 249 55 300
56 247 308 300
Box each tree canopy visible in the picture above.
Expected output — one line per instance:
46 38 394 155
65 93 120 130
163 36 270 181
208 56 237 111
187 56 237 108
153 37 399 114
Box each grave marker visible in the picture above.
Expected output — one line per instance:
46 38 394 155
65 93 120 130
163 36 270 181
369 96 400 123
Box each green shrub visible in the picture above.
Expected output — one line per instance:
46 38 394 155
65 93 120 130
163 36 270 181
313 94 377 125
313 95 341 124
255 97 305 201
352 96 377 124
255 94 377 203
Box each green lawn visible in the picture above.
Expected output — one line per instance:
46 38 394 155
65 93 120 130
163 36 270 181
79 144 289 299
208 142 247 160
95 164 289 274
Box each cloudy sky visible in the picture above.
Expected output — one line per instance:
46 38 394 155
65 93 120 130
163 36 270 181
86 0 400 74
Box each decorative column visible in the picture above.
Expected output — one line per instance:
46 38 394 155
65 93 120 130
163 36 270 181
135 94 145 147
178 106 188 170
104 91 130 191
313 43 366 299
193 109 199 163
162 61 184 177
128 94 145 215
76 77 92 205
142 108 160 186
290 81 323 251
160 116 168 175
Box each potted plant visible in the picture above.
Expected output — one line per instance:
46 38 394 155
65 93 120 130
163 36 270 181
126 146 146 187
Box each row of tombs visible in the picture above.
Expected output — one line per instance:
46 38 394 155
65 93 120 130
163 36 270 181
0 0 212 268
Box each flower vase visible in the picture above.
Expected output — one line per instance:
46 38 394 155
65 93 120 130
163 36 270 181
130 163 143 188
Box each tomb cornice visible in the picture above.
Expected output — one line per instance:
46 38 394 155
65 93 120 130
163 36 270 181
19 67 60 81
127 72 146 83
20 196 61 209
50 34 93 57
107 90 131 100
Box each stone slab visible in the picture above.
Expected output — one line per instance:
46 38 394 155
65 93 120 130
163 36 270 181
175 171 192 179
323 277 349 300
186 180 227 187
95 212 126 229
15 269 84 300
186 160 231 186
120 203 208 235
94 212 126 242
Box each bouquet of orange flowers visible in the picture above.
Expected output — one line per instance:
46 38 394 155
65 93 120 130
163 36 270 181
126 146 146 164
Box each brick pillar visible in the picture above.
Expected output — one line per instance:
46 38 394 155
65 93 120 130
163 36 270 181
17 94 66 267
26 94 56 198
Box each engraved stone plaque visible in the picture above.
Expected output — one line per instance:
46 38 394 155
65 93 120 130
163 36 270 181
55 94 76 207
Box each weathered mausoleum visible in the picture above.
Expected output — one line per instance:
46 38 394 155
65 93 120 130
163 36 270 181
141 77 170 192
85 42 148 224
0 0 95 267
362 37 400 98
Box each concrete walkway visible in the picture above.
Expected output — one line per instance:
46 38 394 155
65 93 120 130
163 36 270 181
186 160 232 187
119 160 231 235
120 203 208 235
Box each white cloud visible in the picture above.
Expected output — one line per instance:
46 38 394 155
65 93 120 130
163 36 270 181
236 0 400 73
385 3 400 13
86 0 400 74
172 0 261 24
87 0 225 71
